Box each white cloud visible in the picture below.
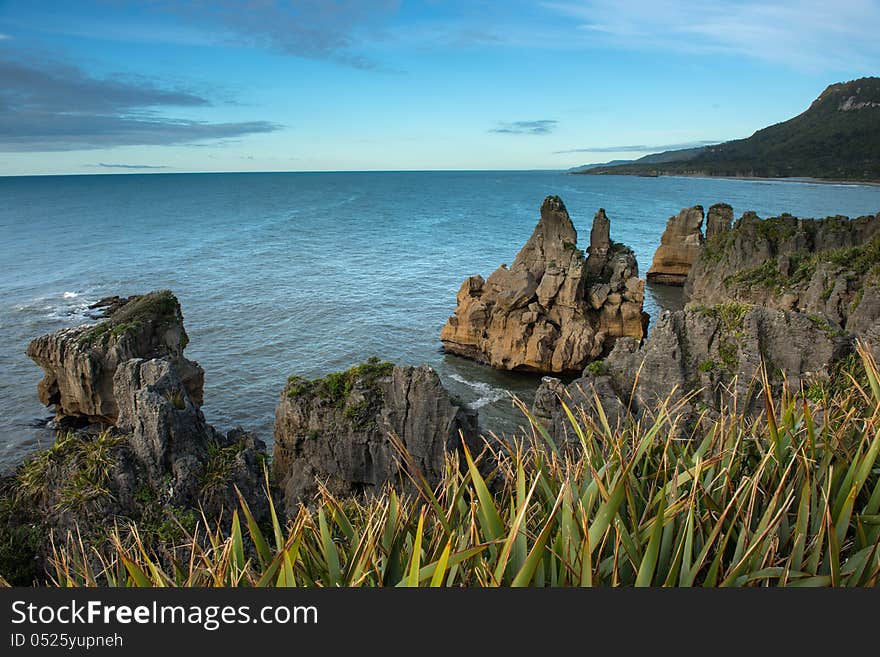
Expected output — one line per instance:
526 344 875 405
544 0 880 71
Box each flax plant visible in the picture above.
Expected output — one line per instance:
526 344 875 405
42 344 880 587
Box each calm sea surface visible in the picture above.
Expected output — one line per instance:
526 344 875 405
2 171 879 469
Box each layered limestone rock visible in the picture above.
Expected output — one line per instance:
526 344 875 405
646 206 706 285
705 203 734 241
113 358 267 518
7 356 268 575
440 196 647 373
684 211 880 337
26 290 204 425
273 359 480 508
533 303 851 443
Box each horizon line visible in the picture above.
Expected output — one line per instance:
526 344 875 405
0 167 569 178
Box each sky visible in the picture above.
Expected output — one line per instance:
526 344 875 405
0 0 878 175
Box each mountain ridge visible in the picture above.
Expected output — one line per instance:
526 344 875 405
574 77 880 182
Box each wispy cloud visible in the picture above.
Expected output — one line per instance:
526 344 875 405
490 119 558 135
545 0 880 71
125 0 402 69
555 140 719 154
0 52 281 151
93 163 170 169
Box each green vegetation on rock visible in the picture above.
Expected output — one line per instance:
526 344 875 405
35 346 880 587
15 431 125 513
287 357 394 407
76 290 187 348
585 360 607 376
724 235 880 296
694 302 750 373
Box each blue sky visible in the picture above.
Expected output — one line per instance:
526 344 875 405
1 0 878 175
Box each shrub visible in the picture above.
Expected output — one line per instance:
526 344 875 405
36 346 880 588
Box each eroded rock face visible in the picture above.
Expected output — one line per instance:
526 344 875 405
684 212 880 336
26 290 204 425
7 356 267 575
705 203 734 241
113 358 267 517
273 360 480 508
533 304 851 443
646 206 706 285
440 196 647 373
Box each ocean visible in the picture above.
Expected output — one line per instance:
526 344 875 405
2 171 879 470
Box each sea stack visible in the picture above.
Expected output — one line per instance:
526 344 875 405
18 292 269 571
440 196 647 373
705 203 734 240
646 206 706 285
27 290 204 425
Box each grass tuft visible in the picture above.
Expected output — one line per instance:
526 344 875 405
29 344 880 587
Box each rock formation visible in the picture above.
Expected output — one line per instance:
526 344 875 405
684 211 880 341
533 303 852 444
440 196 647 373
6 359 267 582
112 358 267 519
705 203 734 240
6 291 269 582
27 290 204 425
646 206 706 285
273 358 480 508
536 208 880 444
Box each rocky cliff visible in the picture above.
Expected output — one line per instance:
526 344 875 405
646 206 705 285
684 211 880 338
440 196 647 373
27 290 204 425
646 203 732 285
273 358 480 508
535 208 880 444
4 291 269 583
533 303 852 443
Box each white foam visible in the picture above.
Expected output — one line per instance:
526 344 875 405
448 373 508 409
62 291 79 299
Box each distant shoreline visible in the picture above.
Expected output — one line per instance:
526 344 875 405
570 171 880 187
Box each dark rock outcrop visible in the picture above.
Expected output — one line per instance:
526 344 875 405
646 206 706 285
6 292 269 583
533 303 851 443
440 196 647 373
27 290 204 425
273 359 480 508
112 358 267 518
4 356 267 581
684 212 880 337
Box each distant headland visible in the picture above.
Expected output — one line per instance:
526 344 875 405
571 77 880 182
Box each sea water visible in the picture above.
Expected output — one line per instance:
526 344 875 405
2 171 879 469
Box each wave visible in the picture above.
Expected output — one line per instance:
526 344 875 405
447 373 508 409
13 290 97 323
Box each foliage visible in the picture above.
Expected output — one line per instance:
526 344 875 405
287 357 394 408
577 77 880 181
585 360 607 376
33 346 880 588
15 431 125 513
725 235 880 297
76 290 187 348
